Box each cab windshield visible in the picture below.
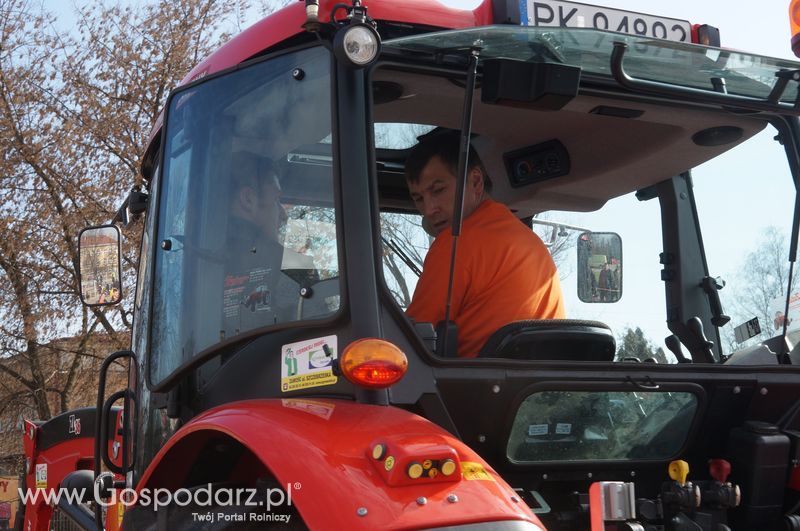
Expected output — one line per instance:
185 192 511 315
376 27 800 364
149 46 339 384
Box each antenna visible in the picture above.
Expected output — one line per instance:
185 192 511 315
440 47 480 357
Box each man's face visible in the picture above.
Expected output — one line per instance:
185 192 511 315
255 174 286 241
238 173 286 242
408 156 484 236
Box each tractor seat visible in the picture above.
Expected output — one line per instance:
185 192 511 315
476 319 616 361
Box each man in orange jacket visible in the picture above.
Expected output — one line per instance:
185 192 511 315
405 132 565 358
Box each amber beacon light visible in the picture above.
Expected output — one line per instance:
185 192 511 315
792 0 800 57
340 338 408 389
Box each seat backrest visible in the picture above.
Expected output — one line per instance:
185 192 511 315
476 319 616 361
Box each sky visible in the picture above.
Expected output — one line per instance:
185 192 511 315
46 0 796 62
439 0 794 61
435 0 800 353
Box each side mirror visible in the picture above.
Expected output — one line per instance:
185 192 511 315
577 232 622 303
78 225 122 306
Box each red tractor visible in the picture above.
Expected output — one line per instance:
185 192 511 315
20 1 800 529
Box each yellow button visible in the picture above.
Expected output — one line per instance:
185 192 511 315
428 468 439 478
668 460 689 486
407 462 424 479
372 444 386 460
423 459 433 469
385 456 395 471
441 459 457 476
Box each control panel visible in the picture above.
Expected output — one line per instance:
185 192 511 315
504 139 570 187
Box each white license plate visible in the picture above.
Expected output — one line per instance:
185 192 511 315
524 0 693 43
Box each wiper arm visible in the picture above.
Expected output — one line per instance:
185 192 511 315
382 236 422 277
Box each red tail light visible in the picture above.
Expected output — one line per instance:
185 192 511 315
340 338 408 389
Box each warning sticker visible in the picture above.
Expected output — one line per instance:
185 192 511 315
555 423 572 435
223 267 272 318
35 464 47 489
281 335 338 392
528 424 549 436
461 461 494 481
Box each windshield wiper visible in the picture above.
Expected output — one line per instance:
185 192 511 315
382 236 422 277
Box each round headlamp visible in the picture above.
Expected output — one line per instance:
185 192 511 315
334 24 380 68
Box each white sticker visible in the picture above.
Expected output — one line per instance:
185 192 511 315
35 464 47 489
555 423 572 435
281 398 335 420
281 335 338 392
528 424 549 436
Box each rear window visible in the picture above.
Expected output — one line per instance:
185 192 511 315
507 390 697 462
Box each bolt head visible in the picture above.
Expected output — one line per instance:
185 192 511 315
356 507 368 517
447 494 458 503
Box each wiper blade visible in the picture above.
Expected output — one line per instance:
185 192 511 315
382 236 422 277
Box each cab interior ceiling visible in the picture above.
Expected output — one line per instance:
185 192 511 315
371 68 768 217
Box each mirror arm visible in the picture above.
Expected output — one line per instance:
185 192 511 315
111 187 149 227
111 197 130 226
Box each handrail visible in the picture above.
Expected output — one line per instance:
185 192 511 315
94 349 135 530
610 42 800 117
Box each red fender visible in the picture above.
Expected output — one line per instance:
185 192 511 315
137 398 544 530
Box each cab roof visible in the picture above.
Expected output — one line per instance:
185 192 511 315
142 0 494 161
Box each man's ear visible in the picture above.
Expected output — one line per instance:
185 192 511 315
239 186 256 213
468 168 484 198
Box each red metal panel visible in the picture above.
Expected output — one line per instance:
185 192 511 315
22 421 95 531
182 0 490 88
137 398 544 530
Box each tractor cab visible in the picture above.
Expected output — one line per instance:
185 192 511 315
26 1 800 530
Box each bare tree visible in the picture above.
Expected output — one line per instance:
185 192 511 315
381 213 430 307
0 0 261 430
723 226 797 349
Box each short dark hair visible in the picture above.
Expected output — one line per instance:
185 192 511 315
405 130 492 193
230 151 278 192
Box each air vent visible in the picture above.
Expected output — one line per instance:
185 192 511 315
589 106 644 119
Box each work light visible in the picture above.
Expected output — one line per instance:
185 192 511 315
335 24 380 67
